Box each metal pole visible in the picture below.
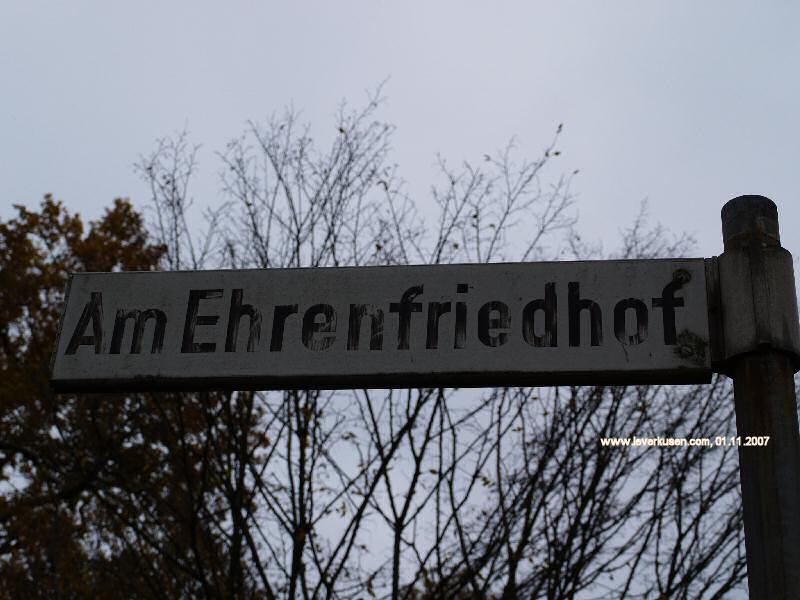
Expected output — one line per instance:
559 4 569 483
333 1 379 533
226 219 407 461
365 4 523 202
719 195 800 599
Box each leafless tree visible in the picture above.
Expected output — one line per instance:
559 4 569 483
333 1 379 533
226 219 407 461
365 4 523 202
123 88 747 599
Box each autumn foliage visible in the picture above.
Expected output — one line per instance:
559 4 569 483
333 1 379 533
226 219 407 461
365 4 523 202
0 196 168 598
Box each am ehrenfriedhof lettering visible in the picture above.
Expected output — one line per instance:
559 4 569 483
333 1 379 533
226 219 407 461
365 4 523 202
50 259 711 391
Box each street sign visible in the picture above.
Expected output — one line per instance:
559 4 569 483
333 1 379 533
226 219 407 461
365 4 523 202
50 259 711 391
47 196 800 599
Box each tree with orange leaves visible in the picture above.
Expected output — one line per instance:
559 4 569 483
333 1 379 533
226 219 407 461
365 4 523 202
0 196 167 598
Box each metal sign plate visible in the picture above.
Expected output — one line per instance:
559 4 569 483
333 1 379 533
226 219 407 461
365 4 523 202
50 259 711 391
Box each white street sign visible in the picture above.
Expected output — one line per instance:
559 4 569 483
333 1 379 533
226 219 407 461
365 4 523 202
51 259 711 391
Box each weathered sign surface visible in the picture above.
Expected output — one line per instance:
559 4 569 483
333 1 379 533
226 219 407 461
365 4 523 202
50 259 711 391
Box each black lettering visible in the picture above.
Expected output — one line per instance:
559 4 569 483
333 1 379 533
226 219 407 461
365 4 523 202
478 301 510 347
110 308 166 354
302 304 337 351
426 302 451 349
522 282 557 347
568 282 602 346
389 285 424 350
614 298 648 345
181 289 222 353
270 304 298 351
652 277 687 345
225 289 262 352
347 304 384 350
65 292 103 354
454 283 468 349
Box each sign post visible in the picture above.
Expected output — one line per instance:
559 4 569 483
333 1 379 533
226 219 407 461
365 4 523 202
717 196 800 599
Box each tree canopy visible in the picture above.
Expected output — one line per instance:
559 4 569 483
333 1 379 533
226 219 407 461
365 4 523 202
1 97 748 599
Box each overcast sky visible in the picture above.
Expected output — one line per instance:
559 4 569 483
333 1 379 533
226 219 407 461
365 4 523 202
2 1 798 260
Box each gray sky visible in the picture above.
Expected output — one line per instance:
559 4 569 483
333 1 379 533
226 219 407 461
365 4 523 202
2 1 798 258
1 5 792 595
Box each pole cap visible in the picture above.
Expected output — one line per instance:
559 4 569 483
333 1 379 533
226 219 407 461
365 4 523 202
721 195 780 251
